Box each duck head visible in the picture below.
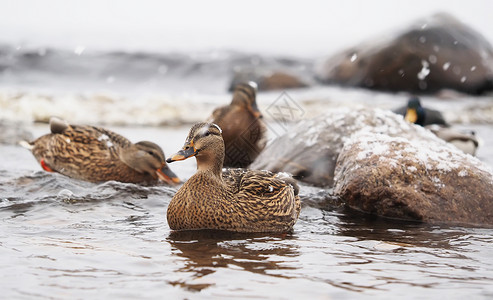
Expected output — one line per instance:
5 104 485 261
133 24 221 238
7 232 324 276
167 123 225 175
121 141 180 184
231 81 262 119
405 97 426 126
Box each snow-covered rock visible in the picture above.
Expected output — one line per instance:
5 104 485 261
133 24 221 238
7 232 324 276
252 106 493 224
251 107 438 187
334 130 493 225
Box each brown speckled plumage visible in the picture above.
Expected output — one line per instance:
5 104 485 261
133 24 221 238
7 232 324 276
209 82 267 168
23 117 179 184
166 122 300 233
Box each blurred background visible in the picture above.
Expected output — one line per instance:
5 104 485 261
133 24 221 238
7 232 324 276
1 0 492 125
2 0 492 56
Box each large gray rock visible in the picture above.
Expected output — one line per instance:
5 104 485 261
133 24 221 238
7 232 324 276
251 108 438 187
316 13 493 95
333 130 493 225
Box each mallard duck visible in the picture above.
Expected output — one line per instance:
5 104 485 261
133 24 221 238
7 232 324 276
208 81 267 168
393 97 479 155
426 124 479 156
166 122 300 233
20 117 180 184
394 96 448 126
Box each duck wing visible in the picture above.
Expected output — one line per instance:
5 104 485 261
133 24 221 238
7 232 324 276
208 106 230 123
224 169 301 222
48 125 131 161
424 108 448 126
33 124 132 180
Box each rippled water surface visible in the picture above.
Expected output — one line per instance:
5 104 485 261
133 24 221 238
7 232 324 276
2 125 493 299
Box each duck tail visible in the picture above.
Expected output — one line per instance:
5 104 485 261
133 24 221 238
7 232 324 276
50 117 69 134
19 140 34 150
276 172 300 196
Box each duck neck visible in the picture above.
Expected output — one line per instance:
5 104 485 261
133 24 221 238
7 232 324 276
120 146 145 173
195 151 224 178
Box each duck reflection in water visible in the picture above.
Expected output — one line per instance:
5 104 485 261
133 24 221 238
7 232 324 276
166 230 300 292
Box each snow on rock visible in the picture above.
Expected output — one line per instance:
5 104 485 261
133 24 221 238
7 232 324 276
334 129 493 225
251 106 440 187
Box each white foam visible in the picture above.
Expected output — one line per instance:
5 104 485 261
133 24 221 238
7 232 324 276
2 86 493 127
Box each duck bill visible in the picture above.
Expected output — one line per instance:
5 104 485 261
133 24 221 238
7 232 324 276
166 146 198 163
405 108 418 123
156 164 181 184
249 102 262 119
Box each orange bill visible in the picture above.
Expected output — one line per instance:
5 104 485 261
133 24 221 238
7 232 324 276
249 101 262 119
156 164 181 185
405 108 418 123
166 145 198 163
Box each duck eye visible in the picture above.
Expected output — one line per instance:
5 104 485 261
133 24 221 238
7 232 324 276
205 132 210 137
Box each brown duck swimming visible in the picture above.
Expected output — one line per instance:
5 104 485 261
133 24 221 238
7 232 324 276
166 122 300 233
21 117 180 184
208 81 266 168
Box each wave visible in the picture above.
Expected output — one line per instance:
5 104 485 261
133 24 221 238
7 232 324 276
2 86 493 129
0 171 177 213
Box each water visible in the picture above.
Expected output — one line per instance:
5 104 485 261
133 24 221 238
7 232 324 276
1 123 493 299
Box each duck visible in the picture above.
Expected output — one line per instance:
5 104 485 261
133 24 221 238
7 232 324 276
393 96 449 126
208 81 267 168
20 117 181 185
393 97 479 155
166 122 300 233
426 124 479 156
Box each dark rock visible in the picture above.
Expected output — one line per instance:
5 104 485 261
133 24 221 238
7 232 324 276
229 68 309 91
333 130 493 225
316 13 493 95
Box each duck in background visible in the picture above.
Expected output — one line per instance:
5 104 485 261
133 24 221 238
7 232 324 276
166 122 300 233
393 96 449 126
20 117 181 185
208 81 266 168
426 124 479 156
394 96 479 156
